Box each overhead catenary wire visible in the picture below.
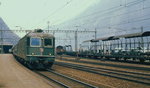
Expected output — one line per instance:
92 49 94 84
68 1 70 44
60 0 146 24
31 0 73 29
81 5 150 26
33 0 147 30
50 0 99 26
55 0 147 31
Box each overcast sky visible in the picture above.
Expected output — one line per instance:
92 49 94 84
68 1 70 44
0 0 99 30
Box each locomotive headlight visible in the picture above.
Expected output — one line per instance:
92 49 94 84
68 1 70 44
49 53 51 55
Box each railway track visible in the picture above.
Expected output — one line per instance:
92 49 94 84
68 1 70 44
35 69 97 88
62 55 150 65
56 57 150 71
55 61 150 86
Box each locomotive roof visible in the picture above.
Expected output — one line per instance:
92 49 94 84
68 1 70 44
26 32 54 38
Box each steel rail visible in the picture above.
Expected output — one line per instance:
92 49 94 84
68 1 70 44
62 54 150 65
55 60 150 77
35 71 69 88
47 69 98 88
56 57 150 71
55 62 150 86
35 70 98 88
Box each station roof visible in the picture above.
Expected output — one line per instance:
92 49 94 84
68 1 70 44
102 36 119 41
114 31 150 38
83 39 99 43
94 36 119 41
83 31 150 42
83 39 91 43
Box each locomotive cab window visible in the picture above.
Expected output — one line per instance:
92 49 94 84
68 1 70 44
30 37 41 47
44 38 53 46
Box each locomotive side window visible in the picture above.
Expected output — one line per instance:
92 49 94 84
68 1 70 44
44 38 53 46
30 37 41 47
27 37 30 46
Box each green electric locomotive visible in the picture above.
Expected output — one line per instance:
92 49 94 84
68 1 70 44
12 29 55 69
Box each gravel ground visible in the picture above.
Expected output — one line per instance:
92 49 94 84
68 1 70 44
0 54 54 88
40 71 93 88
53 61 150 88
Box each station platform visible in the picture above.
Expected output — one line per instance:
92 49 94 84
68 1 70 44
0 54 53 88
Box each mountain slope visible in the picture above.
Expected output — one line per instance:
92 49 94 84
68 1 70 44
56 0 150 38
0 17 20 45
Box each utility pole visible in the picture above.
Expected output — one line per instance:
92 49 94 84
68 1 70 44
47 21 50 30
94 28 97 53
74 25 81 52
47 21 55 35
95 28 97 39
75 29 78 52
141 26 144 51
141 26 143 33
53 31 55 35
